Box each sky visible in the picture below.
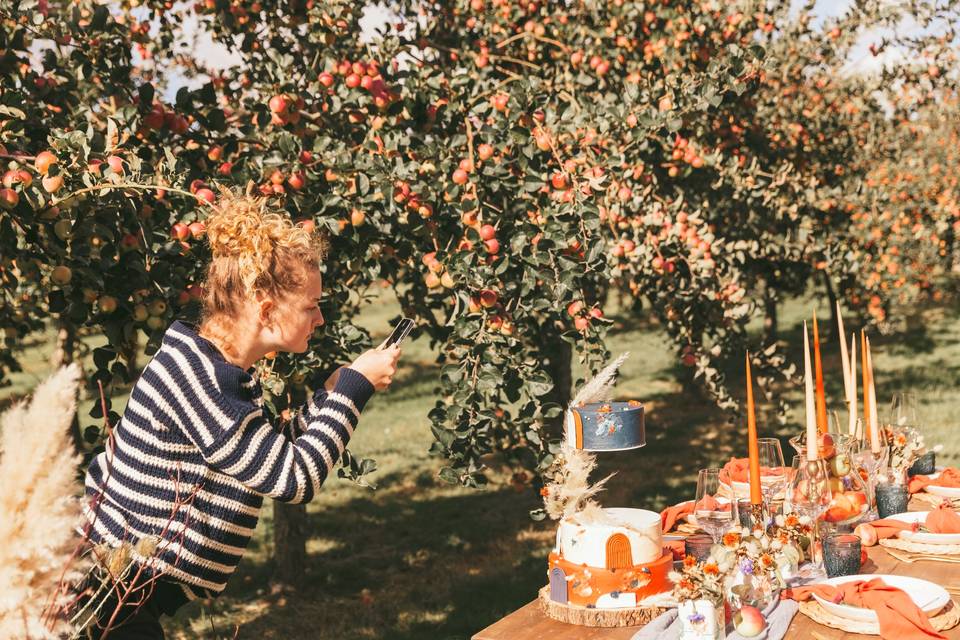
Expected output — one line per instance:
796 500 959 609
147 1 925 102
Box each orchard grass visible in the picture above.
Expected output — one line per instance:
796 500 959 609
3 295 958 639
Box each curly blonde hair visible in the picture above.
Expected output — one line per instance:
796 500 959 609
199 187 327 354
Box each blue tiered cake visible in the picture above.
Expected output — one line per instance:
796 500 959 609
565 400 646 452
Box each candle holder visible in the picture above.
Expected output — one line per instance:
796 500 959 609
786 458 832 580
823 533 862 578
875 481 910 519
908 451 936 476
684 534 714 563
736 498 769 532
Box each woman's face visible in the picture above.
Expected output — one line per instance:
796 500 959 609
266 267 325 353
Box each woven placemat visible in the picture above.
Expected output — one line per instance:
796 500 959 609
913 492 960 509
881 536 960 555
799 598 960 635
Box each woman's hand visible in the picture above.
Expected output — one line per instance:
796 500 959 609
348 345 400 391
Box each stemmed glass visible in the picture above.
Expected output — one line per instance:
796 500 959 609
695 468 734 544
888 392 919 429
757 438 787 517
786 458 833 579
850 426 889 521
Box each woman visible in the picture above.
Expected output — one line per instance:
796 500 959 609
80 190 400 638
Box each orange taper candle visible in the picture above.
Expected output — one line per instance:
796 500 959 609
803 321 818 461
746 352 762 505
812 312 828 434
861 331 879 453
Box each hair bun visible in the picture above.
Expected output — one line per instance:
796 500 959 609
203 187 321 292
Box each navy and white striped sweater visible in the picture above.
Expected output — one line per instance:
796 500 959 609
83 320 374 595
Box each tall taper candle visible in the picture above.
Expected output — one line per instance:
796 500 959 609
848 334 858 438
746 353 762 505
860 329 880 453
837 301 851 410
813 312 828 435
866 335 880 453
804 321 818 461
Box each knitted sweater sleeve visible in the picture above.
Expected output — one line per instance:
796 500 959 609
179 361 375 504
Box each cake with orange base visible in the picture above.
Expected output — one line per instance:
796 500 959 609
547 507 673 609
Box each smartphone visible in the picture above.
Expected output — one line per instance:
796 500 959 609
382 317 414 348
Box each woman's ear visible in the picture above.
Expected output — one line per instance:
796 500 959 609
257 297 275 326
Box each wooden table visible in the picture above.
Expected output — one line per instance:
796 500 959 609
472 545 960 639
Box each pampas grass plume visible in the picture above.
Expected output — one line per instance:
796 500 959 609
0 364 86 639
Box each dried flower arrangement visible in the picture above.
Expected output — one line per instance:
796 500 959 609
669 512 813 606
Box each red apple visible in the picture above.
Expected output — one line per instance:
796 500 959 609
106 155 125 175
268 95 289 114
483 238 500 254
3 169 31 188
51 265 72 285
195 188 215 204
734 605 766 637
0 188 19 210
34 150 57 174
345 73 361 89
477 144 494 161
319 72 335 88
452 169 469 185
171 222 190 241
188 221 206 238
350 209 366 226
479 289 498 308
287 171 306 190
41 175 63 193
550 172 570 190
566 301 584 317
574 316 590 332
479 224 496 241
98 295 118 314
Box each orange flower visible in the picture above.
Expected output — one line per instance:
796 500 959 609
761 553 774 567
539 487 550 497
684 554 697 568
704 563 720 575
679 578 695 591
722 531 741 547
785 514 799 527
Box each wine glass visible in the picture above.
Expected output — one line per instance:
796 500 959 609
787 458 832 578
757 438 786 509
695 468 734 544
888 392 919 429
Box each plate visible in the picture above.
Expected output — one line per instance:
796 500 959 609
926 484 960 499
888 511 960 544
812 574 949 623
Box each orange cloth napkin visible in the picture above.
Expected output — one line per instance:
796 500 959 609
783 578 946 640
719 457 789 484
910 467 960 494
661 501 694 533
926 502 960 534
660 496 730 532
664 539 685 560
870 518 916 541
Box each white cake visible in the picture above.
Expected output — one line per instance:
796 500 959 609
547 507 672 609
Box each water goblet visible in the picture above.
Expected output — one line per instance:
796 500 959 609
695 468 734 544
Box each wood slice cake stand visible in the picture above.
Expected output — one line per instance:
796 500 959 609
537 586 667 628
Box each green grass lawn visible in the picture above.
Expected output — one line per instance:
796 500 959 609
4 295 958 639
